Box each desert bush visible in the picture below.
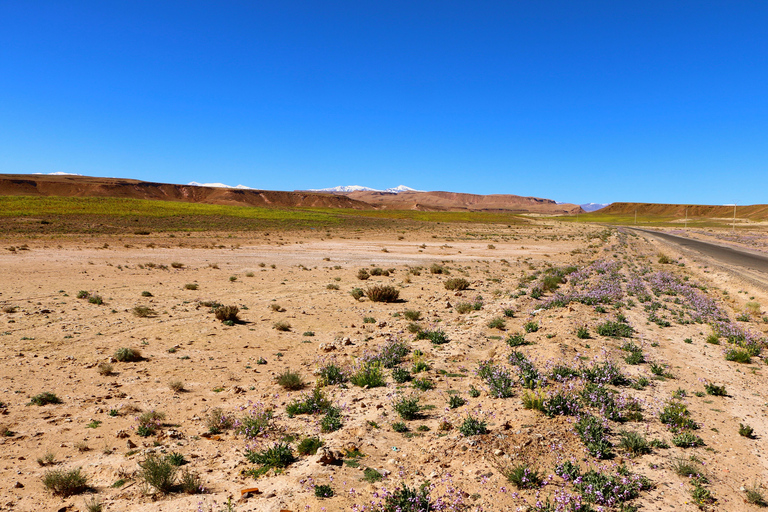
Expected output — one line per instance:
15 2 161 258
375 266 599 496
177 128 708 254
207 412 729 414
236 406 273 439
297 436 324 456
574 467 649 507
350 287 364 300
138 454 178 494
214 305 239 323
365 285 400 303
412 377 434 391
455 302 472 314
618 431 651 456
444 278 470 291
37 451 57 466
370 267 389 276
350 362 386 388
141 291 153 297
42 467 88 496
506 333 529 348
273 320 291 331
318 362 348 386
169 380 185 393
83 497 103 512
326 283 339 290
459 414 488 436
575 415 612 459
357 268 370 280
524 321 539 333
392 367 411 383
739 423 755 438
416 328 448 344
658 253 673 264
477 360 515 398
522 389 545 412
542 391 581 417
77 290 90 299
88 295 104 305
746 482 768 506
165 452 187 466
97 362 114 376
184 283 198 290
659 401 698 431
430 263 447 274
132 306 156 318
320 406 343 432
29 392 61 406
549 364 580 382
576 325 590 339
596 320 634 337
704 382 726 396
448 394 466 409
504 464 543 489
114 347 142 362
286 388 331 416
404 309 422 321
487 317 506 330
725 348 751 363
245 442 296 468
277 369 304 390
393 394 421 420
137 411 165 436
179 468 203 494
363 467 383 483
314 484 334 498
392 421 408 433
204 408 233 434
672 431 705 448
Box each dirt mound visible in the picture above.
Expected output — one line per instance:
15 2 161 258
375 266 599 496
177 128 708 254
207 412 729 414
602 202 768 219
342 190 583 214
0 174 370 209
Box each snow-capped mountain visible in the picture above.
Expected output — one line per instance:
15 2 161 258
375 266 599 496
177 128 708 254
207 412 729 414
188 181 253 190
309 185 420 193
580 203 609 212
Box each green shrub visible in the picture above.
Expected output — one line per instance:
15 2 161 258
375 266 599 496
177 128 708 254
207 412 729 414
524 321 539 333
455 302 472 314
504 464 542 489
350 288 364 300
672 432 705 448
320 406 343 433
357 268 370 280
29 392 61 406
448 395 466 409
363 467 383 483
739 423 755 438
179 468 203 494
165 452 187 466
184 283 198 290
318 362 347 386
430 263 447 274
404 309 422 321
245 442 296 468
487 317 506 330
505 332 528 347
444 278 470 291
596 321 634 337
393 394 421 420
297 436 324 455
350 362 386 387
381 482 432 511
659 401 698 431
704 383 726 396
114 347 142 362
236 408 273 439
88 295 104 305
576 325 590 339
365 285 400 303
286 388 331 416
459 415 488 436
618 431 651 456
412 377 434 391
392 421 408 433
575 415 612 459
315 484 334 498
392 367 412 383
42 468 88 496
277 369 305 390
725 348 751 363
77 290 90 299
139 454 177 494
416 328 448 345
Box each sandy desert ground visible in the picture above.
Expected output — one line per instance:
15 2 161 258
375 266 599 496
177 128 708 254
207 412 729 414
2 221 768 512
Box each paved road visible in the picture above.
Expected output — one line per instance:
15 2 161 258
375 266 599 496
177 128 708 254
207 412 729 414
628 228 768 275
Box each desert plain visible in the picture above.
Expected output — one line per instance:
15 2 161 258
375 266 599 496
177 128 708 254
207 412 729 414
2 220 768 512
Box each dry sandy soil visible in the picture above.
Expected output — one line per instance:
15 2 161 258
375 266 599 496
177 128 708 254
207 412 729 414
2 222 768 512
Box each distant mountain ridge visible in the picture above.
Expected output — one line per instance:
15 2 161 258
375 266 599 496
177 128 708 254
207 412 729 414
580 203 609 212
308 185 421 193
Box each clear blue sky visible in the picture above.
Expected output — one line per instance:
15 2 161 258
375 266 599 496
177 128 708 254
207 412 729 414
1 2 766 205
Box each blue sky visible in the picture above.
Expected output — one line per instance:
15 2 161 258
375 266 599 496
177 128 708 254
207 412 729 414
1 2 766 205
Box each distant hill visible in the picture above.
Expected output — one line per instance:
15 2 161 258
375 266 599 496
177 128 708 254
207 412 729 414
599 202 768 219
0 174 370 209
339 190 583 214
0 174 583 215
